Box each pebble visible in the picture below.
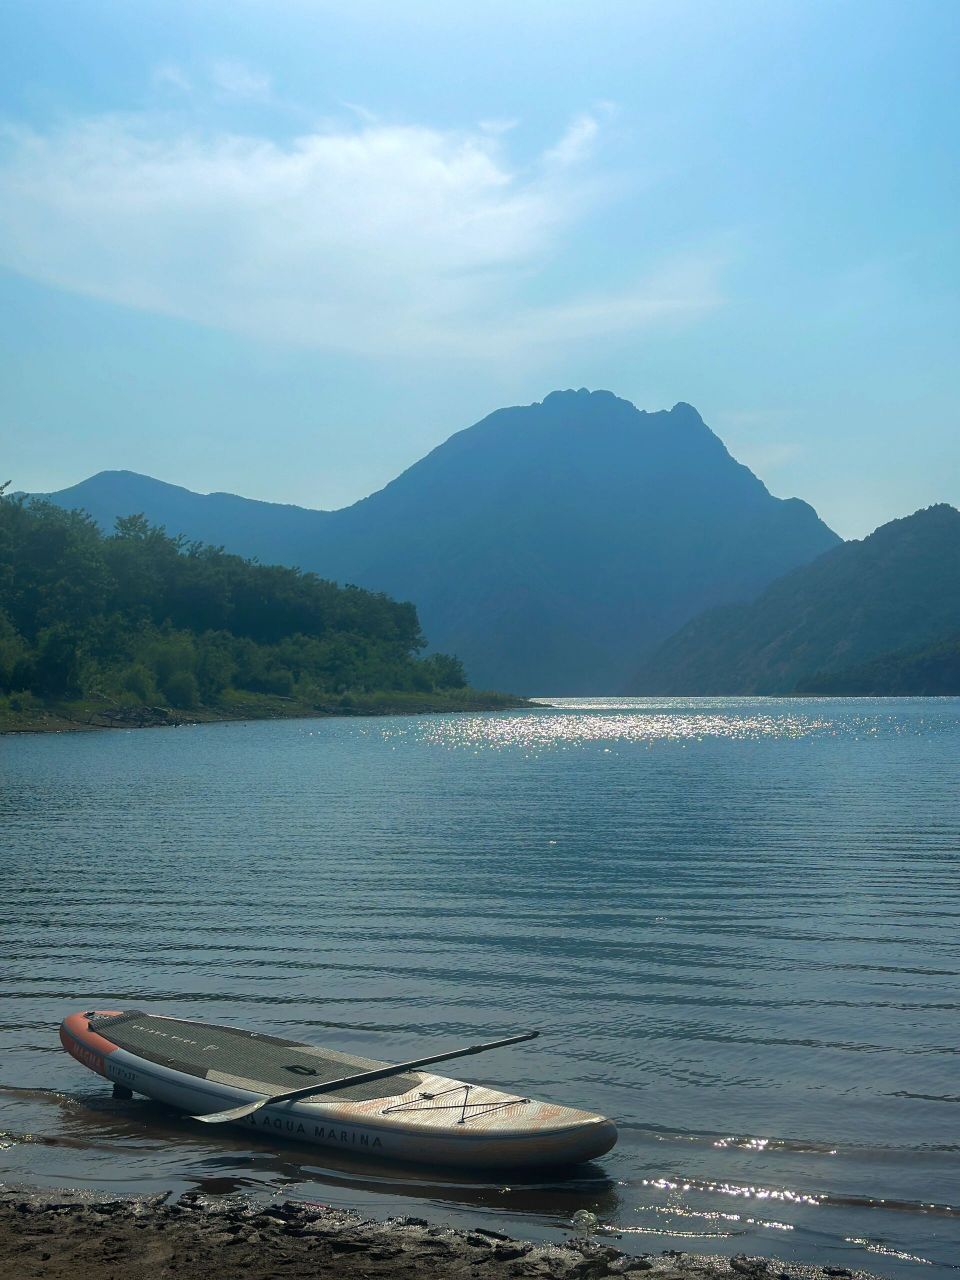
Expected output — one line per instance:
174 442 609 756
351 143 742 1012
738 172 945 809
0 1186 886 1280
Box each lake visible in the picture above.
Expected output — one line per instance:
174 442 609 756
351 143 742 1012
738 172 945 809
2 698 959 1277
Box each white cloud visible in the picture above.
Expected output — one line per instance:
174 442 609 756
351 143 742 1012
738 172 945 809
541 113 600 169
152 64 192 95
713 409 803 476
0 105 721 357
208 59 273 102
478 117 519 136
463 256 724 359
152 59 273 102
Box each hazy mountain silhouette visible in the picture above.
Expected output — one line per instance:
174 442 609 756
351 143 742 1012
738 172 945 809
633 504 960 694
797 631 960 695
40 389 840 693
38 469 333 565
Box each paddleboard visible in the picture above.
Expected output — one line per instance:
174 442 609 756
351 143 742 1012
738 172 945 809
60 1010 618 1169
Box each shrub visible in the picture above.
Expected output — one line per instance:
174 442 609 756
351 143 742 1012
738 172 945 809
162 670 200 708
123 663 158 704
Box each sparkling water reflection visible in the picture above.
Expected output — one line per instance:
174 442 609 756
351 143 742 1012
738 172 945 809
2 697 959 1278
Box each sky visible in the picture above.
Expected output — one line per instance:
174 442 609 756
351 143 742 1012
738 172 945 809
0 0 957 539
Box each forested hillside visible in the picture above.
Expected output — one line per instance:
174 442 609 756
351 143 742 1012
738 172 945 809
631 504 960 694
798 633 960 695
0 488 512 730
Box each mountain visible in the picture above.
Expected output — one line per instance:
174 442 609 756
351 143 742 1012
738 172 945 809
797 632 960 695
36 469 332 567
632 504 960 694
39 390 840 693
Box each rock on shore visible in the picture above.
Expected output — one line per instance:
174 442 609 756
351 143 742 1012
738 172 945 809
0 1188 883 1280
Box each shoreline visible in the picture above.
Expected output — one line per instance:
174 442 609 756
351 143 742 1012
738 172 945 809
0 1187 884 1280
0 690 533 736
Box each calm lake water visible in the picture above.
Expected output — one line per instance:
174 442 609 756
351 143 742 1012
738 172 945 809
2 698 959 1277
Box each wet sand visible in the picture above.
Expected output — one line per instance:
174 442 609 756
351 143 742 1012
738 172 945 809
0 1188 882 1280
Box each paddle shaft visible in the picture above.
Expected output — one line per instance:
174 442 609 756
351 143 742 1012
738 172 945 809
194 1029 539 1123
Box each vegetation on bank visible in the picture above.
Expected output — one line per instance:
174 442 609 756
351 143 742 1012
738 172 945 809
0 486 524 731
0 687 525 733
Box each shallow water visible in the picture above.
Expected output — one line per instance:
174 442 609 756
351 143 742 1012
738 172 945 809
2 698 959 1277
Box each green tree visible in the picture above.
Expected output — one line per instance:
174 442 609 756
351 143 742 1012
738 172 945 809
419 653 468 689
162 670 200 708
0 488 473 712
0 610 28 693
123 663 158 704
196 632 236 698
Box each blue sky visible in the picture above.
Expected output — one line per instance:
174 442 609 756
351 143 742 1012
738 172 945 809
1 0 957 538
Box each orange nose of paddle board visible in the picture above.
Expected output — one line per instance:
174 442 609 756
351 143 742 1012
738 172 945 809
60 1009 123 1078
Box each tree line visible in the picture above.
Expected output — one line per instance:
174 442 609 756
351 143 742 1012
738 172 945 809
798 632 960 695
0 486 467 711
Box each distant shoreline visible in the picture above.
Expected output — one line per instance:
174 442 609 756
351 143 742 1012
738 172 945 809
0 690 532 736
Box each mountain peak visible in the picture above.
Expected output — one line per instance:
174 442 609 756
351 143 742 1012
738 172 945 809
38 393 841 693
535 390 710 433
537 388 640 422
50 469 198 500
540 386 628 407
853 501 960 550
670 401 704 419
901 501 960 524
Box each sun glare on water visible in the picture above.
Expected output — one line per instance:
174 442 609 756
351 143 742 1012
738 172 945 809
374 698 918 755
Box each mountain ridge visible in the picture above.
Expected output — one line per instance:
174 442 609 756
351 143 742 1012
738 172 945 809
38 390 841 693
798 629 960 696
38 469 332 567
631 503 960 694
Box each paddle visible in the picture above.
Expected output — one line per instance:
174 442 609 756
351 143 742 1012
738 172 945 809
192 1029 540 1124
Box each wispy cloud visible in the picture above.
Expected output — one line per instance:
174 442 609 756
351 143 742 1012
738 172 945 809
208 59 273 102
464 256 724 359
0 100 721 357
153 59 274 102
542 112 601 169
713 409 803 478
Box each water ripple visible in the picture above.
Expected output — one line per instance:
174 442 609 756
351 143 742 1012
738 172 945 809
2 696 959 1280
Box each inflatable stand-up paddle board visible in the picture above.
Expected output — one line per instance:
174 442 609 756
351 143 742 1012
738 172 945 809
60 1010 617 1169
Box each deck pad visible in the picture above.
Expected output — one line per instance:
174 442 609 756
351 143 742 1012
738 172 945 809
88 1012 423 1101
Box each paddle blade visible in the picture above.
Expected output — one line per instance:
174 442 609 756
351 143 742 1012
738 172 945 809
193 1098 265 1124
